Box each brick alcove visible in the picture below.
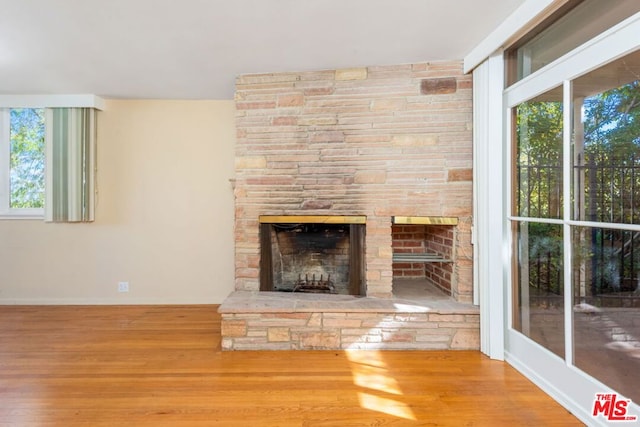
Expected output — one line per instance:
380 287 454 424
391 216 458 298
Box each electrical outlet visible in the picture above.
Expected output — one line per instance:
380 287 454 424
118 281 129 293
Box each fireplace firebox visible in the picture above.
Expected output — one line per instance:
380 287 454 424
259 216 366 296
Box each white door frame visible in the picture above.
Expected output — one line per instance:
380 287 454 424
498 11 640 426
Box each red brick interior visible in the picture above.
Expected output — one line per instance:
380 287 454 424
424 225 455 294
392 225 429 278
392 224 455 294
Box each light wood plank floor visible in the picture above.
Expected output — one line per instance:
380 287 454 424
0 305 582 426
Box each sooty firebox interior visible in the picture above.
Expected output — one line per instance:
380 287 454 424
259 216 366 296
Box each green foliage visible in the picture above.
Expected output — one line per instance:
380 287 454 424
516 100 563 218
517 100 563 163
584 80 640 158
582 81 640 224
525 222 564 295
517 80 640 294
9 108 45 208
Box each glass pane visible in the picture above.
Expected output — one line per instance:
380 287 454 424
572 49 640 224
9 108 45 208
514 88 563 218
508 0 640 84
513 221 565 358
573 226 640 403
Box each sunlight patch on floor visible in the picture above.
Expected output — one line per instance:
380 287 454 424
346 349 416 420
348 351 401 395
357 392 417 420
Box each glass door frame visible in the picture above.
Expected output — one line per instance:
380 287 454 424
503 11 640 425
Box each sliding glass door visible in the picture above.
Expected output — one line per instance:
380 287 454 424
505 11 640 425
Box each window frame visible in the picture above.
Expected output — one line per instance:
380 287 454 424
0 95 104 220
503 13 640 314
504 0 640 86
506 11 640 332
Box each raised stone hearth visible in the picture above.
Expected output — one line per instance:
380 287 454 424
219 281 479 351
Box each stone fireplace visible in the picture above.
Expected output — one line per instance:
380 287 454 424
219 60 479 350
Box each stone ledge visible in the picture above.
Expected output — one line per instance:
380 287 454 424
218 291 479 315
218 291 479 351
220 309 480 351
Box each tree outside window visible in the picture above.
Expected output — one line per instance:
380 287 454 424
9 108 45 209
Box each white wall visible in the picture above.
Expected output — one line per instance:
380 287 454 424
0 100 236 304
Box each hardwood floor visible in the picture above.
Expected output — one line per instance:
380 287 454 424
0 305 582 426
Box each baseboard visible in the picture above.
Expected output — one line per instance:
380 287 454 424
0 297 222 305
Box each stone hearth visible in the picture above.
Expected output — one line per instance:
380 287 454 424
219 282 479 350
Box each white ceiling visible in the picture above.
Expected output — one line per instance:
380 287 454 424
0 0 525 100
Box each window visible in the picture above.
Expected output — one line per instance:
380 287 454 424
511 48 640 404
512 86 565 359
0 108 45 217
505 0 640 85
0 104 98 221
571 52 640 402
